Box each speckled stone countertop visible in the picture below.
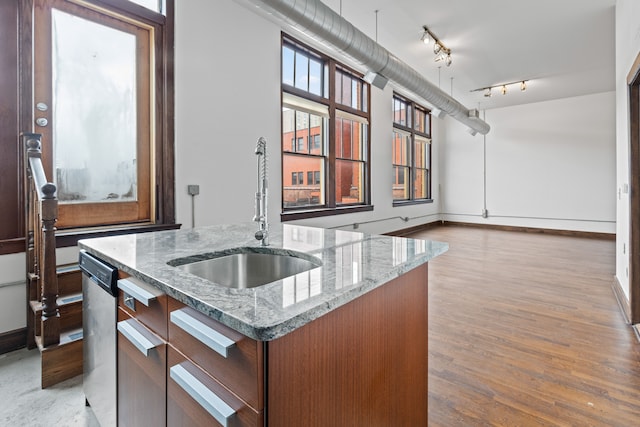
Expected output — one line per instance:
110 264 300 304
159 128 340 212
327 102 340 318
78 223 448 341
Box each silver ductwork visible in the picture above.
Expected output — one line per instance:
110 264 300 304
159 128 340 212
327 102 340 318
242 0 490 135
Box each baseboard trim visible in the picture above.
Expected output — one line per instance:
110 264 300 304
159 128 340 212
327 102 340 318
612 276 632 324
387 220 616 240
441 221 616 240
0 327 27 355
384 220 443 237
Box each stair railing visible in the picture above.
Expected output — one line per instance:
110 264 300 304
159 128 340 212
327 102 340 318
24 132 60 348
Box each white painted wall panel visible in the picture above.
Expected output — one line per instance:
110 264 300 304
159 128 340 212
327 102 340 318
443 92 616 234
615 0 640 300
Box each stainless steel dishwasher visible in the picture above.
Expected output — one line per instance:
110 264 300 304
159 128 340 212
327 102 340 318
80 250 118 427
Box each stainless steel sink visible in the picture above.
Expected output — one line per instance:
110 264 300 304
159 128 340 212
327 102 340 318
171 250 321 289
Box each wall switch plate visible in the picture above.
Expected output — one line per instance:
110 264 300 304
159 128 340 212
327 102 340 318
187 184 200 196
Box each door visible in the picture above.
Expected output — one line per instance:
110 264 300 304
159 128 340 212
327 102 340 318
33 0 153 228
629 54 640 325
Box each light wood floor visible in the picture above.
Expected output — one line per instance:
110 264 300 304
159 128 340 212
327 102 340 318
408 225 640 426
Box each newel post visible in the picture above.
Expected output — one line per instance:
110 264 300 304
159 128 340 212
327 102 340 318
24 133 60 347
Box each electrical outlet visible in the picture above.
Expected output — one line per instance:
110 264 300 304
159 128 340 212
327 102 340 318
187 184 200 196
481 209 488 218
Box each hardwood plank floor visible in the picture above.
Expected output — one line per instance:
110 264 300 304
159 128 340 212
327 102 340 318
407 225 640 426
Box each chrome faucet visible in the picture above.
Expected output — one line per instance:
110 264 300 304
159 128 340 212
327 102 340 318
254 137 268 246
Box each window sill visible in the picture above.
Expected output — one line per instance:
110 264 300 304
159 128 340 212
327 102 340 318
392 199 434 207
281 205 374 222
56 222 182 248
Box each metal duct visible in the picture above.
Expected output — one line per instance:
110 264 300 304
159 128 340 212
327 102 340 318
243 0 490 135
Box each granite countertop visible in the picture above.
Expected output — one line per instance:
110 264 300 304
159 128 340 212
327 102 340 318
78 223 448 341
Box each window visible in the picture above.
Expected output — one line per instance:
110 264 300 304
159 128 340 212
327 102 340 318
291 171 303 186
28 0 175 230
281 36 371 219
392 94 432 204
0 0 175 255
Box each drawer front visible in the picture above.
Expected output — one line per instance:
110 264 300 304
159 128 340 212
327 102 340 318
168 298 263 410
117 313 167 427
167 347 262 427
118 272 168 340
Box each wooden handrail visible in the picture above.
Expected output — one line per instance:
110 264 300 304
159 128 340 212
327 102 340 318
23 132 60 348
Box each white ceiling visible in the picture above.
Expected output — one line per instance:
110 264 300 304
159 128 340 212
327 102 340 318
319 0 616 110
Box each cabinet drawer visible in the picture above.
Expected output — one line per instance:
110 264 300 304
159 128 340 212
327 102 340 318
167 347 262 427
118 273 168 340
168 299 264 410
117 313 167 427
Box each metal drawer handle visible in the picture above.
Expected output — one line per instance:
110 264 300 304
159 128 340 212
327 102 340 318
117 319 163 356
117 278 161 306
170 363 236 427
170 309 236 358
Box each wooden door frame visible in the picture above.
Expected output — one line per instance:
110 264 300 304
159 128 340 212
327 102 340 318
629 51 640 325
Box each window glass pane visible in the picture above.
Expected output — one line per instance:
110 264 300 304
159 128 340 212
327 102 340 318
362 84 368 113
295 111 310 154
414 169 428 199
392 131 410 166
335 72 343 105
351 79 358 109
52 9 137 204
336 160 363 204
282 107 296 153
336 117 351 158
295 52 308 91
337 116 365 161
414 137 429 168
341 75 352 107
282 46 294 86
283 154 324 207
393 98 408 126
414 107 430 134
309 58 322 96
393 166 410 201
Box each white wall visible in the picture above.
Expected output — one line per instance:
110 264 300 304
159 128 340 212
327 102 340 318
0 247 78 333
174 0 442 236
615 0 640 300
442 92 616 234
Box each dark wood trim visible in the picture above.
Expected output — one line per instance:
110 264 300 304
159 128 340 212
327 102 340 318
612 276 632 324
0 0 23 255
392 198 434 207
627 49 640 85
0 328 27 355
384 219 443 237
387 220 615 240
0 238 26 256
628 50 640 325
281 204 373 221
442 221 616 240
281 34 372 217
56 223 181 248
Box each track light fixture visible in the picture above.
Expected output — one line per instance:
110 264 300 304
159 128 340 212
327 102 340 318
421 25 452 67
472 80 530 97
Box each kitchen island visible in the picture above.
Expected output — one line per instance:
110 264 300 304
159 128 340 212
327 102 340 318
79 223 447 426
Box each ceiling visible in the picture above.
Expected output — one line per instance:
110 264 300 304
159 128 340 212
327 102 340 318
317 0 616 110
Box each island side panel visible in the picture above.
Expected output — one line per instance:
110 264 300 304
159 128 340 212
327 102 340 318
266 263 428 426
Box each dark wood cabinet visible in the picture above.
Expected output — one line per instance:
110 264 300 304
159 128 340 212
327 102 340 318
117 309 167 427
167 347 263 427
117 263 429 426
